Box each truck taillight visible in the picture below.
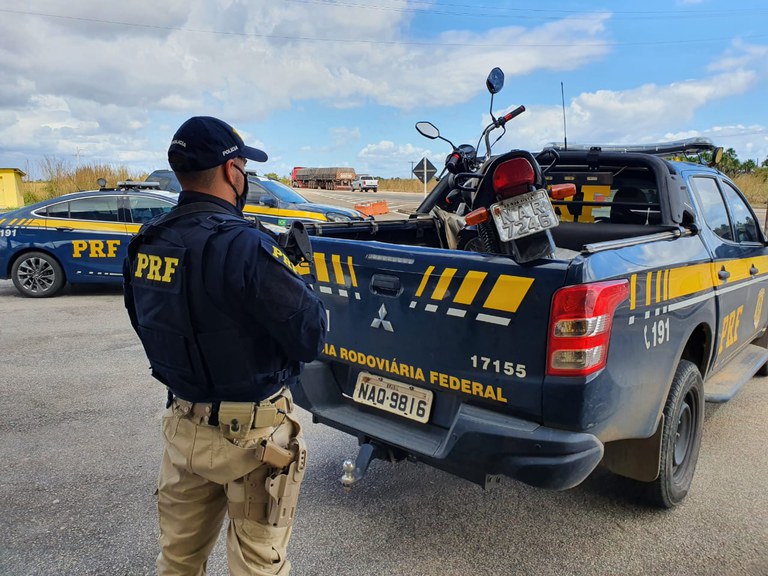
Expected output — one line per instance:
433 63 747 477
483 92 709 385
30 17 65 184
493 157 535 199
547 280 629 377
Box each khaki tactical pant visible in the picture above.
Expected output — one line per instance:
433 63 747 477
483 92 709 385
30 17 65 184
156 390 306 576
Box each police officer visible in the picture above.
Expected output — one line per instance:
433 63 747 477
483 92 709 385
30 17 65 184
123 116 327 575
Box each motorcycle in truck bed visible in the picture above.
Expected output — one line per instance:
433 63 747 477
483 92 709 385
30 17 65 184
289 68 768 508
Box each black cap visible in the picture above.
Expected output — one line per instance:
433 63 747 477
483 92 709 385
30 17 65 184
168 116 268 172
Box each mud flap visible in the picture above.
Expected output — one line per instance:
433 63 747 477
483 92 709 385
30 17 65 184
602 414 664 482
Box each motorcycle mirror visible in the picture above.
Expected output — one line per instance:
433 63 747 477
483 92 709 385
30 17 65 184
486 67 504 94
415 121 440 140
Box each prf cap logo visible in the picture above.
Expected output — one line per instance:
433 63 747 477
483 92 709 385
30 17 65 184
371 304 393 332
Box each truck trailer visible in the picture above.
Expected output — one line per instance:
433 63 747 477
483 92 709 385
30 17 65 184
292 167 356 190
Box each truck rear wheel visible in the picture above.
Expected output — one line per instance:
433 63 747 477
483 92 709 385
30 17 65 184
645 359 704 508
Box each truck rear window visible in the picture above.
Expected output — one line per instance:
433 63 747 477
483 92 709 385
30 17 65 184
547 168 661 225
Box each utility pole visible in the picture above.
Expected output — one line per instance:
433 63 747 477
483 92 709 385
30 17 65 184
410 161 415 179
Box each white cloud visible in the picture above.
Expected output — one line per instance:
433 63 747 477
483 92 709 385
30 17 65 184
0 2 612 169
709 40 768 74
357 140 439 176
489 70 759 155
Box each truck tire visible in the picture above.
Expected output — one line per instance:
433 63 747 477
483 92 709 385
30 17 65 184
645 359 704 508
11 251 66 298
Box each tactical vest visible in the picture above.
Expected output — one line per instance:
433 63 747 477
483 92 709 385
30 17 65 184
125 202 298 402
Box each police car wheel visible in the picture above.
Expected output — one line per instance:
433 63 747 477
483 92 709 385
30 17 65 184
645 360 704 508
11 251 65 298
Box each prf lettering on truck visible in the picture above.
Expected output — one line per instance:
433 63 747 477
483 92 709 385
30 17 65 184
72 239 121 258
719 305 744 354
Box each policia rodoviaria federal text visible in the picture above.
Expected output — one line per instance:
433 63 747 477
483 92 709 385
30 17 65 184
123 116 327 575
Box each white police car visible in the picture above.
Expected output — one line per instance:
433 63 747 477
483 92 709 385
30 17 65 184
0 181 177 297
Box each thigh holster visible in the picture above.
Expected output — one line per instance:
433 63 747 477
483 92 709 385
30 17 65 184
266 437 308 527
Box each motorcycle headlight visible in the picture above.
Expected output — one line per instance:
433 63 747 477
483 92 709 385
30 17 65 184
326 212 352 222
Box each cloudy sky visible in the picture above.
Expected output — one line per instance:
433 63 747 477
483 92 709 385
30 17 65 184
0 0 767 180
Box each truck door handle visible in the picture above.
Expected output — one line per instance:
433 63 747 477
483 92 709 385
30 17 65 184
718 266 730 281
750 265 759 276
371 274 402 297
55 226 73 232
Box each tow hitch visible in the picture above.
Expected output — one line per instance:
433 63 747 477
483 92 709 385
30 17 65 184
340 442 411 489
340 443 381 489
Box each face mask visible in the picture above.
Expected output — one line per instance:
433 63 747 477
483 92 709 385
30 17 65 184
231 164 249 213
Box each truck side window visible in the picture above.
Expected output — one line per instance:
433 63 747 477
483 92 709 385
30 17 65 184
690 177 732 241
721 181 759 243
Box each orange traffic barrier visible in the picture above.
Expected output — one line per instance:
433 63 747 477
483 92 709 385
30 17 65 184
354 200 389 216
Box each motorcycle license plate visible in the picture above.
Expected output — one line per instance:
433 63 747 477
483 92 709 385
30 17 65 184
490 189 559 242
353 372 433 424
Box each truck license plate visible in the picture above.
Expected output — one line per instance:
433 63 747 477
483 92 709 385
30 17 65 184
490 189 559 242
353 373 433 424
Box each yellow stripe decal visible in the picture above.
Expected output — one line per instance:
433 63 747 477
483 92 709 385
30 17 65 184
331 254 345 285
667 263 713 300
630 274 637 310
9 218 18 225
725 259 755 283
44 218 128 233
454 271 488 306
314 252 330 283
656 270 662 303
347 256 357 288
127 223 141 234
243 207 329 222
415 266 435 298
431 268 457 301
0 218 6 225
483 274 534 313
645 272 652 306
664 269 670 301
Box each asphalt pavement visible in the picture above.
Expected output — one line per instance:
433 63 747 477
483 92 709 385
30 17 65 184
0 279 767 576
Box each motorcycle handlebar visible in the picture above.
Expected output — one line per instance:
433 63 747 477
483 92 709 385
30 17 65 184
497 105 526 127
445 151 461 174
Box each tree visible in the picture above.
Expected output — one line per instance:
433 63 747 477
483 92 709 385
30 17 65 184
740 159 757 174
718 148 741 177
762 157 768 168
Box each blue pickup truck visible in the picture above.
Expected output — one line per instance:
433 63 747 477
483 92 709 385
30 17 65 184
290 69 768 508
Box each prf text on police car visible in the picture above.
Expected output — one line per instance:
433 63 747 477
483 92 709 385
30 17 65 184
123 116 327 575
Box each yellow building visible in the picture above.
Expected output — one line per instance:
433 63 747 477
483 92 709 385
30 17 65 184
0 168 25 210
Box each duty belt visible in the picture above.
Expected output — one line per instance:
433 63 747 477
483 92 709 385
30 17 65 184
170 387 290 428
